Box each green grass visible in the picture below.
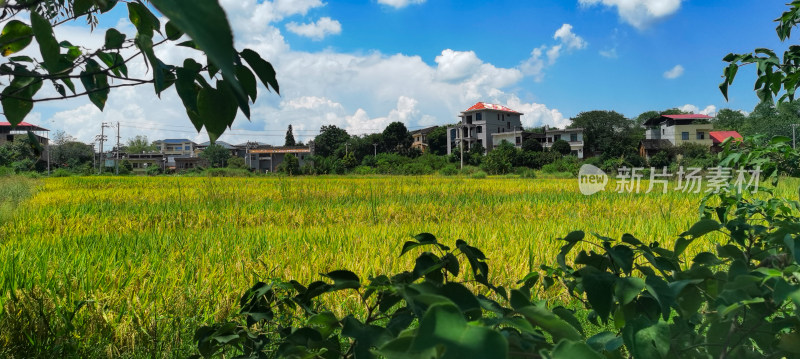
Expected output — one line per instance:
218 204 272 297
0 175 797 357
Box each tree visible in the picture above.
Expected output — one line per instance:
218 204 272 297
278 154 300 175
521 138 543 152
550 139 572 155
227 156 247 169
199 144 230 168
381 122 413 154
482 141 517 174
568 110 641 157
126 135 155 154
313 125 349 158
427 126 448 155
285 125 296 147
0 0 279 142
51 140 93 169
713 108 747 132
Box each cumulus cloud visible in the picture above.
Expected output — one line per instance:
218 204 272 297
554 24 587 50
663 64 684 79
579 0 682 29
679 104 717 116
286 17 342 40
35 0 574 146
599 48 618 58
377 0 426 9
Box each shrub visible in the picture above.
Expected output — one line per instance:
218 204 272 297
541 155 581 176
521 138 543 152
550 139 572 155
50 168 73 177
204 168 252 177
438 165 459 176
648 150 672 168
352 165 377 175
459 165 481 175
469 170 487 179
518 151 560 169
227 156 247 169
519 168 536 178
146 165 163 176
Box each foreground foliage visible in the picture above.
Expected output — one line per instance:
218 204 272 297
194 139 800 358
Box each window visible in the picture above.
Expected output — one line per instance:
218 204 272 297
507 121 511 129
6 135 13 141
476 113 482 121
696 132 705 140
516 136 521 145
554 134 561 141
682 132 689 141
570 134 578 142
185 146 191 150
466 115 473 124
450 129 457 139
662 129 665 135
477 126 482 134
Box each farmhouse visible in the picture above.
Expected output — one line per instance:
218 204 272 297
639 114 715 159
447 102 524 155
411 126 439 153
709 130 743 153
0 121 49 160
244 145 313 173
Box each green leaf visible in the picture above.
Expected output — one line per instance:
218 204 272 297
551 339 604 359
128 2 161 38
680 219 720 238
629 319 671 359
241 48 280 94
94 0 118 13
615 277 645 305
324 270 360 290
1 77 43 125
197 81 237 142
581 268 616 322
341 315 393 359
149 0 244 101
307 311 339 339
517 305 583 341
30 12 62 73
79 60 109 111
73 0 94 15
411 303 508 359
0 20 33 56
645 276 675 321
165 21 184 41
236 65 258 102
607 244 634 274
104 28 125 49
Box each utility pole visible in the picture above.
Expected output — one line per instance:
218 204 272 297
373 143 377 157
459 124 464 170
46 130 50 175
95 122 111 174
792 124 799 149
115 122 120 175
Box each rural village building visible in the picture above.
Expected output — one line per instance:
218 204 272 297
411 126 439 153
0 121 49 160
447 102 524 154
639 114 743 159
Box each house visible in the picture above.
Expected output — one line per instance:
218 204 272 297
196 141 239 157
644 114 714 147
447 102 524 154
491 130 544 149
0 121 49 160
709 131 743 153
124 153 165 173
175 157 207 171
542 127 585 159
245 145 313 173
153 139 196 156
411 126 439 153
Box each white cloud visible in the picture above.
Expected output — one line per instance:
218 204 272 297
579 0 682 29
286 17 342 40
663 64 684 79
377 0 426 9
599 48 618 58
553 24 587 50
35 0 575 146
679 104 717 116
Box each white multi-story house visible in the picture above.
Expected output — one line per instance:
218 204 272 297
153 139 197 156
447 102 524 154
644 114 714 146
543 127 585 159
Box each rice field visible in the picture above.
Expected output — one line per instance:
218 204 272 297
1 175 798 357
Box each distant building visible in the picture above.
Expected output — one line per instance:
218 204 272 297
245 145 313 173
639 139 673 159
709 131 743 153
491 129 544 149
447 102 524 154
124 153 165 173
0 121 49 160
644 114 714 147
196 141 239 157
153 139 196 156
542 127 585 159
411 126 439 153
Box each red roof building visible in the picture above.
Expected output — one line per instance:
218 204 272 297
709 130 743 144
463 102 523 115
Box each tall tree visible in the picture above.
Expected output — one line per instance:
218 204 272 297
427 126 448 155
0 0 279 142
713 109 748 132
381 122 413 154
569 110 641 157
285 125 296 146
199 144 231 168
312 125 350 157
126 135 155 154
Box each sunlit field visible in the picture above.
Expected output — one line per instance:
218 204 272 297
1 175 798 357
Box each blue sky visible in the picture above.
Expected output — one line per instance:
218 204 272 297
23 0 795 144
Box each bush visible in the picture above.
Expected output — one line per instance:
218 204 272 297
521 138 543 152
541 155 581 176
459 165 481 175
518 151 560 169
50 168 73 177
648 150 672 168
146 165 163 176
550 139 572 155
518 168 536 178
469 170 487 179
227 156 247 169
438 165 459 176
203 168 252 177
352 165 377 175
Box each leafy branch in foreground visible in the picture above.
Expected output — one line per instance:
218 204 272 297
0 0 279 141
196 139 800 358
